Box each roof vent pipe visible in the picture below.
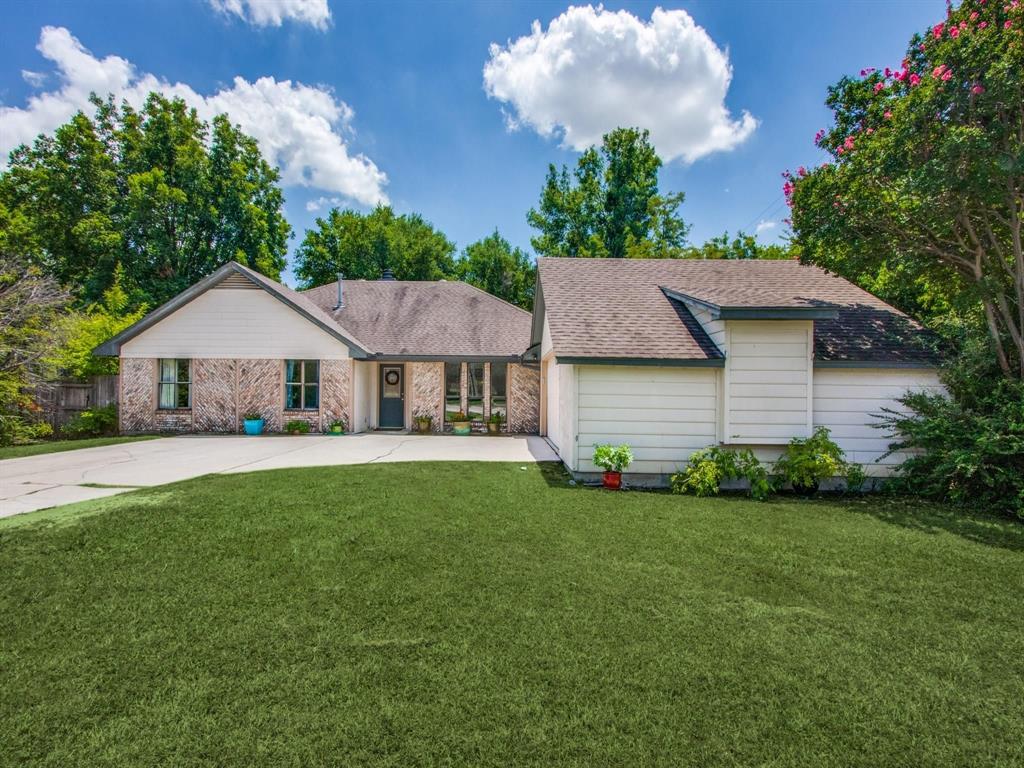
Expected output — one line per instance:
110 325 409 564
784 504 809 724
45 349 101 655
381 268 395 281
334 272 344 310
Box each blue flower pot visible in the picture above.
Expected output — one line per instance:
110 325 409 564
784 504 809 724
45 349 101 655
243 418 264 436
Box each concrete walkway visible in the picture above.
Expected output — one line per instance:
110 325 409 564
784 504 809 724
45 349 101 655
0 434 559 517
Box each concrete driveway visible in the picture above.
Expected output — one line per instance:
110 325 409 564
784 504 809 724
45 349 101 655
0 434 559 517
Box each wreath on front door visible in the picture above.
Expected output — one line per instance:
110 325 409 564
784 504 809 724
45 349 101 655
385 370 399 386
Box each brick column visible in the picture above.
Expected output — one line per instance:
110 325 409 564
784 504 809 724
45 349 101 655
508 363 540 434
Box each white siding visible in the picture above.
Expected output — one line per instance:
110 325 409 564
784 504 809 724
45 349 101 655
121 289 350 360
724 320 812 444
352 360 374 433
576 365 718 475
682 300 727 352
812 367 943 475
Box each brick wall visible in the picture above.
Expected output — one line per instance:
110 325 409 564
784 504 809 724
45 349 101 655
193 359 237 432
409 362 443 432
237 359 283 432
508 363 540 434
120 358 157 433
119 356 352 435
320 359 352 431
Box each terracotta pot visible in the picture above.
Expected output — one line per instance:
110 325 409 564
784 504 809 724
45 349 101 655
602 471 622 490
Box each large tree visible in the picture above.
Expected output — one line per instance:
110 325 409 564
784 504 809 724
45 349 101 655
789 0 1024 377
293 205 456 287
0 94 291 309
456 230 535 309
528 127 690 259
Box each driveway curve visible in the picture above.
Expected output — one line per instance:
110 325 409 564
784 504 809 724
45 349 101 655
0 434 559 517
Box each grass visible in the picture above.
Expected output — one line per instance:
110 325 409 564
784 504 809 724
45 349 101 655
1 462 1022 767
0 435 158 461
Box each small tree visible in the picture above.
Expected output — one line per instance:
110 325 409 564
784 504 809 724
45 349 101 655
789 0 1024 377
456 230 536 309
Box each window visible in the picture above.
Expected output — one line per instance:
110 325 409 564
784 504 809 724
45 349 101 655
467 362 485 421
285 360 319 410
490 362 507 421
158 359 191 409
444 362 461 420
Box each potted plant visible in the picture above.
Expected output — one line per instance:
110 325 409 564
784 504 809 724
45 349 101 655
592 443 634 490
242 412 264 436
286 419 311 436
413 409 433 434
486 411 504 435
449 411 471 436
327 416 347 435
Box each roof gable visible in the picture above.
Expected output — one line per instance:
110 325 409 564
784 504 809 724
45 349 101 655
94 262 370 357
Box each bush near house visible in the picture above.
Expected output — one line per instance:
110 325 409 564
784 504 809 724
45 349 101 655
774 427 864 493
61 404 118 439
672 447 772 501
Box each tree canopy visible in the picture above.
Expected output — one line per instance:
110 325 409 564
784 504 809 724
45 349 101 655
0 93 291 309
789 0 1024 377
527 127 690 259
293 205 456 287
456 230 535 309
683 231 793 260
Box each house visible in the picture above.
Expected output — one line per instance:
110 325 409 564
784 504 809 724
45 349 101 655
529 257 942 482
94 261 539 434
96 256 941 483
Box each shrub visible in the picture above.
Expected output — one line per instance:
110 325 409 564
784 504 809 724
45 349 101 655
242 412 263 421
880 377 1024 519
0 414 31 446
487 411 504 425
671 447 773 501
773 427 862 493
285 420 311 434
592 444 633 474
62 404 118 439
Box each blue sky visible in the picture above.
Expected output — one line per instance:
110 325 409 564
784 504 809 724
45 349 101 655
1 0 943 284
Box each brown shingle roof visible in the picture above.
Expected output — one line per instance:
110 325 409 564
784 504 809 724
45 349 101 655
537 258 938 365
303 279 532 358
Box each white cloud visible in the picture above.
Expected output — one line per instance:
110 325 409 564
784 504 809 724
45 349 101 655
755 219 777 234
208 0 330 29
21 70 47 87
305 195 343 212
0 26 387 206
483 5 757 163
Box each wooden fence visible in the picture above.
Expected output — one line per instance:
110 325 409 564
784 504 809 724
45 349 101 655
35 375 118 430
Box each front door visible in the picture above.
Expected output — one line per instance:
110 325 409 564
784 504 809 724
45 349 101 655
379 364 405 429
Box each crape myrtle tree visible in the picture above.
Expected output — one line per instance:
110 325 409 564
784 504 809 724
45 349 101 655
0 94 291 309
788 0 1024 378
528 127 690 259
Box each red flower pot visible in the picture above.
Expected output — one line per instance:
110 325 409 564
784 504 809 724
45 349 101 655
602 471 622 490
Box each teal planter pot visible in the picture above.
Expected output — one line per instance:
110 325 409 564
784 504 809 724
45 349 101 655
243 418 264 436
452 422 471 436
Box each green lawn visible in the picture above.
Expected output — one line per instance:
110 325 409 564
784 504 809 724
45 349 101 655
2 463 1022 767
0 435 158 461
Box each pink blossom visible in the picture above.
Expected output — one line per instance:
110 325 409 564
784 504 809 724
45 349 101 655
874 82 885 92
884 110 893 119
959 20 968 29
884 67 892 77
797 166 807 177
866 127 875 134
971 84 985 94
843 136 855 151
950 26 960 37
970 10 979 18
933 23 945 38
1005 20 1013 29
941 69 953 81
894 69 907 81
836 147 845 155
979 21 988 28
932 64 947 78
